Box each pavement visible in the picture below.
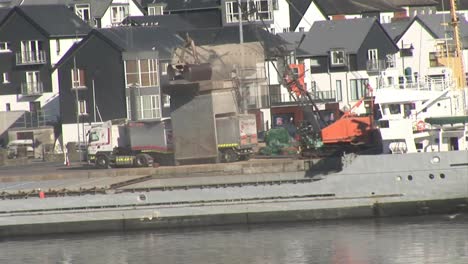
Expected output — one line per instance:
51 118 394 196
0 158 312 194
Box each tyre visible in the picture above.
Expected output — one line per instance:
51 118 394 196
220 148 238 163
135 154 149 167
239 154 251 161
95 155 110 169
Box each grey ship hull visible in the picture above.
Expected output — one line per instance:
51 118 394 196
1 151 467 237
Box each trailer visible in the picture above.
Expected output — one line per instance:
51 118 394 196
87 119 173 169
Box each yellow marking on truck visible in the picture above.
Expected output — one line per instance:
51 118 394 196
116 156 134 164
218 143 239 148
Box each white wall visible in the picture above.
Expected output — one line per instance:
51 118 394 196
270 0 292 33
294 1 326 32
101 0 144 28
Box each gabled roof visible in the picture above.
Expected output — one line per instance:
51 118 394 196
98 26 184 58
314 0 403 16
123 10 222 29
3 5 91 37
141 0 220 12
386 14 468 48
295 17 379 56
381 17 412 41
288 0 327 31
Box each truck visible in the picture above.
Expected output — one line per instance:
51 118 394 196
87 113 257 168
87 119 173 169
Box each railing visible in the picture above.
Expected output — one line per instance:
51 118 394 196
21 82 43 96
16 50 47 65
366 60 386 72
12 109 58 128
378 76 454 91
270 90 336 106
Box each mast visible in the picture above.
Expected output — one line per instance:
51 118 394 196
449 0 465 89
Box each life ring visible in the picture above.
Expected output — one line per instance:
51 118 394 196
416 120 425 131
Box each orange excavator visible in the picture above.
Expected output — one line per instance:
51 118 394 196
281 62 380 157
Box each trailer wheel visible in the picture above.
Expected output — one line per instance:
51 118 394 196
96 155 110 169
135 154 149 167
239 154 251 161
220 149 238 163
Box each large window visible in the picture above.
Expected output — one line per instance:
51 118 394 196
127 95 161 120
2 72 9 84
125 59 158 87
350 79 369 100
148 5 164 15
71 68 86 89
75 4 90 24
20 40 45 64
111 5 129 25
225 0 272 23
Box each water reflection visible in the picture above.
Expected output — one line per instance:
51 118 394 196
1 215 468 264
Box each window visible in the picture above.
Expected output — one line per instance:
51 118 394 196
386 54 395 68
161 62 168 75
111 5 129 25
225 0 272 23
20 40 45 63
367 49 378 61
148 5 164 15
71 68 86 88
75 4 91 24
429 52 440 67
388 104 401 115
78 100 88 115
6 103 10 111
24 71 41 94
330 50 345 66
270 28 275 34
299 27 305 32
125 59 158 87
349 79 368 100
336 80 342 101
0 42 11 52
127 95 161 120
163 95 170 107
56 39 60 55
2 72 9 84
254 0 273 20
283 27 290 32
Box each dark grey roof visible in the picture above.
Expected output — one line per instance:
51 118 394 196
97 26 184 58
9 5 91 37
381 17 412 40
180 25 288 57
297 17 377 56
436 0 468 11
123 10 221 29
9 0 118 18
0 7 9 23
417 13 467 39
314 0 402 15
277 31 309 56
388 0 437 7
141 0 220 11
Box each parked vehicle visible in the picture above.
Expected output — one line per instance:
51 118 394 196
87 119 173 169
7 139 34 159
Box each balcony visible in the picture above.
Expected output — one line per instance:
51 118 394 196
21 82 44 96
270 90 336 106
366 60 386 73
16 51 47 65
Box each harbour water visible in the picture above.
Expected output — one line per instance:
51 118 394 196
1 214 468 264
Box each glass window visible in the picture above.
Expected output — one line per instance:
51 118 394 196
75 4 90 23
350 79 368 100
125 59 158 87
336 80 342 101
0 42 11 52
330 50 345 66
71 68 86 88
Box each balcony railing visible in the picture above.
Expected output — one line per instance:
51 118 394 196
378 76 453 91
21 82 44 96
366 60 386 73
16 50 47 65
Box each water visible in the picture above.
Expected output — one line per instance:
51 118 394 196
1 215 468 264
